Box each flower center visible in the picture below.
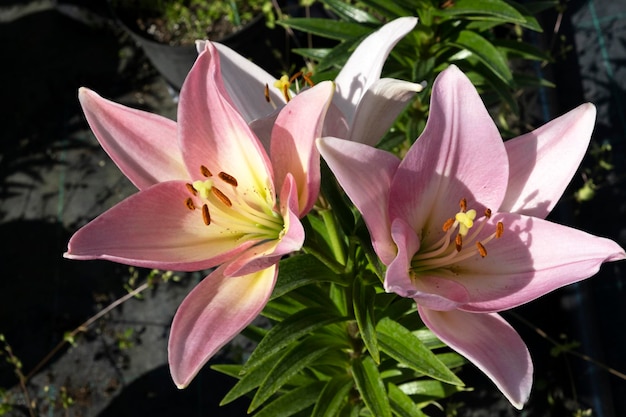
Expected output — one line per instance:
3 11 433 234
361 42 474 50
266 71 314 105
183 165 284 241
410 198 504 274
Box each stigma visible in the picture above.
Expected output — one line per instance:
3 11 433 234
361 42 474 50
412 198 504 273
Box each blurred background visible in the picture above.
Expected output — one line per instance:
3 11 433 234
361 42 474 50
0 0 625 416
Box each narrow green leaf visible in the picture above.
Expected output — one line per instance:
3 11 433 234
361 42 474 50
436 0 526 23
357 0 413 18
447 30 513 83
279 18 370 41
353 274 379 363
320 0 380 23
243 306 346 372
376 318 463 386
254 381 326 417
388 383 427 417
311 375 354 417
291 47 331 61
250 341 333 411
399 379 465 400
210 364 243 379
352 356 392 417
272 254 345 300
494 39 551 61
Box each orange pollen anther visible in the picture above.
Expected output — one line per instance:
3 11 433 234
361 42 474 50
442 218 455 232
455 233 463 251
459 198 467 212
201 204 210 225
186 183 197 196
484 208 492 218
476 242 487 257
200 165 212 177
212 187 232 207
496 222 504 238
264 84 270 102
218 172 238 187
185 198 195 210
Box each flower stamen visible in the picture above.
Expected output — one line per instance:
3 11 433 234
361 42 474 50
200 165 212 177
201 204 211 225
218 172 238 187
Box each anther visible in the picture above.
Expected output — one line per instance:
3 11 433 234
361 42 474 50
476 242 487 257
185 198 195 210
186 183 197 196
442 218 455 232
201 204 211 225
455 234 463 252
302 72 314 87
218 172 238 187
200 165 212 177
484 208 492 218
212 187 232 207
264 84 270 103
459 198 467 212
496 222 504 238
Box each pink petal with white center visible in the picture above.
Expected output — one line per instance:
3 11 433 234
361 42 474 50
317 137 401 264
446 213 626 312
223 174 305 277
334 17 417 124
347 78 423 146
501 103 597 218
169 263 277 388
387 218 470 310
419 307 532 409
78 88 187 190
179 42 275 199
64 181 258 271
208 41 284 122
271 81 334 216
389 65 508 246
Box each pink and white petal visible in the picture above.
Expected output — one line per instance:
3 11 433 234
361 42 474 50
64 181 257 271
387 218 470 310
169 263 277 388
323 102 349 139
347 78 423 146
79 88 186 190
419 308 532 409
453 213 625 312
334 17 418 123
179 42 274 198
271 81 334 215
223 175 304 277
501 103 596 218
210 41 285 122
317 137 400 264
390 65 508 246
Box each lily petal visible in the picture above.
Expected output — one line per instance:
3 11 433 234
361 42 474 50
453 214 626 312
419 308 532 409
389 65 508 243
317 137 401 264
334 17 417 124
180 42 274 198
271 81 334 215
78 88 186 190
347 78 423 146
169 263 277 388
501 103 597 218
64 181 258 271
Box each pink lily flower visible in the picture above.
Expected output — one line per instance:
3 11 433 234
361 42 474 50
65 42 333 387
205 16 423 146
318 65 625 408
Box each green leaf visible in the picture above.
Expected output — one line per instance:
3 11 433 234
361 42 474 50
272 254 345 300
398 379 465 400
249 340 333 411
210 364 243 379
243 306 346 372
356 0 413 18
279 18 370 41
291 47 331 61
352 356 392 417
311 375 354 417
254 381 326 417
376 318 463 386
446 30 513 83
388 383 427 417
319 0 380 23
353 273 379 363
494 39 551 61
436 0 526 23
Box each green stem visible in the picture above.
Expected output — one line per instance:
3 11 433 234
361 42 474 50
302 245 345 276
319 208 347 266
